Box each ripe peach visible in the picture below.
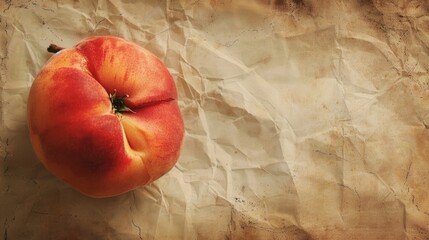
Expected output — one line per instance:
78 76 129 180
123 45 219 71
27 36 184 198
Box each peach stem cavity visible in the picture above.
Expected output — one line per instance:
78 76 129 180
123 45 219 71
109 89 135 117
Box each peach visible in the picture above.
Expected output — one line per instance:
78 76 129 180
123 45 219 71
27 36 184 198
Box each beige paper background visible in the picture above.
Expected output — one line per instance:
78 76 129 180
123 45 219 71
1 0 429 239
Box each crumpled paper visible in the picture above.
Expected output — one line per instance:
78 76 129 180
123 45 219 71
1 0 429 239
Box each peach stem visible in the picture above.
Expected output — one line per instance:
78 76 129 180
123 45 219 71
47 44 65 53
109 89 135 116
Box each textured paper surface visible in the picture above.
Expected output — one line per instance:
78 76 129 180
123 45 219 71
1 0 429 239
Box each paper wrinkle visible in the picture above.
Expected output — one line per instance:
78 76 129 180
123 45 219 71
2 0 429 239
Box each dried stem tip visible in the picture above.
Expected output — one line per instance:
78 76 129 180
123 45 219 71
47 44 65 53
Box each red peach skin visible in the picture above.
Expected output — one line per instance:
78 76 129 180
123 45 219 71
27 36 184 198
